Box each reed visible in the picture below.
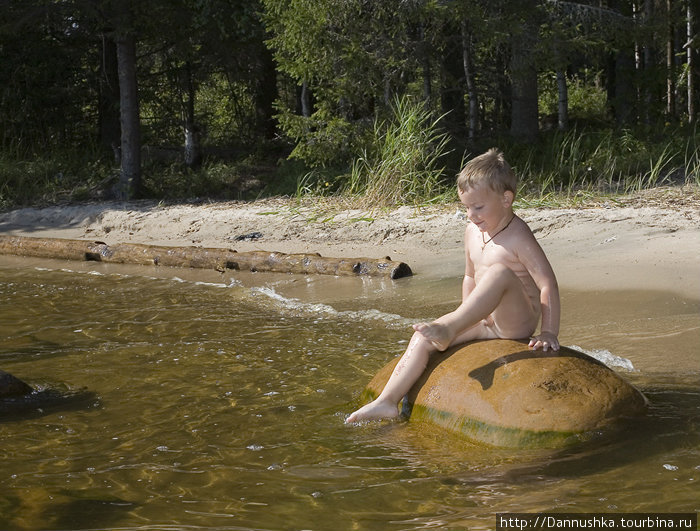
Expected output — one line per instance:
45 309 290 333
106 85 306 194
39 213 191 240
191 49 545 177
346 96 451 206
0 148 112 208
0 123 697 211
683 124 700 187
509 125 697 201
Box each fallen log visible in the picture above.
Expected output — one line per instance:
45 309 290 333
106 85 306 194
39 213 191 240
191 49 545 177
0 235 412 279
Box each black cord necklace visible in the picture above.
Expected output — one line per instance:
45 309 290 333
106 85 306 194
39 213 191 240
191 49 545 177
481 215 515 249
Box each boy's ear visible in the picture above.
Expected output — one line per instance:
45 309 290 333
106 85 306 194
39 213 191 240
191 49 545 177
502 190 514 207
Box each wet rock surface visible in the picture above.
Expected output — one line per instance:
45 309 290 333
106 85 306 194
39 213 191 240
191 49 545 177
364 339 648 447
0 370 33 397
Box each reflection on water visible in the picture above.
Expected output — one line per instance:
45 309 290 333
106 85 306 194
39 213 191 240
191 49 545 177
0 259 698 531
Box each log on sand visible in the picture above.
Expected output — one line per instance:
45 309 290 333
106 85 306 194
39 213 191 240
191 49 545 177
0 235 412 279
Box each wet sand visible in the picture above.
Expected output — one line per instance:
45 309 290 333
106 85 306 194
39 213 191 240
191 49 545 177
1 188 698 296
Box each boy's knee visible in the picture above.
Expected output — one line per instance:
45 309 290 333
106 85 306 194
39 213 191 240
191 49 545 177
411 331 439 353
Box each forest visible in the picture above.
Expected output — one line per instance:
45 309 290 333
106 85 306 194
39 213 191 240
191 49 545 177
1 0 698 207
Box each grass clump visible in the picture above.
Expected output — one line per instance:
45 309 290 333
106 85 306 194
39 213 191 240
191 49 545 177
0 149 113 209
1 119 698 212
508 124 700 200
346 96 452 207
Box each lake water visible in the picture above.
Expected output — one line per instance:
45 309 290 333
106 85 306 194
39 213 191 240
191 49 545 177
0 257 698 531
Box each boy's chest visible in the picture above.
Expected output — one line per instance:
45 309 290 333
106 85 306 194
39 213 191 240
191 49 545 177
468 237 528 276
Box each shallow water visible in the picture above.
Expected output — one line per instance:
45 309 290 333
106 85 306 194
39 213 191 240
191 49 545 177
0 258 698 531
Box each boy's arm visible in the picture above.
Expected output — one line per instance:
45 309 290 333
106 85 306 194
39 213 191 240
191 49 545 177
462 227 476 302
530 275 560 351
518 235 561 351
462 273 476 302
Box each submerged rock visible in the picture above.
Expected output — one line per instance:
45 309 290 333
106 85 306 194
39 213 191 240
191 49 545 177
0 370 33 397
0 371 100 421
361 339 647 447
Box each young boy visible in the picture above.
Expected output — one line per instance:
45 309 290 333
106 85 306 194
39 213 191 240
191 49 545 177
346 148 560 424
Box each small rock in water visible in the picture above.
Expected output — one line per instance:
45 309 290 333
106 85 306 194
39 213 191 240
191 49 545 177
234 232 263 241
0 370 33 397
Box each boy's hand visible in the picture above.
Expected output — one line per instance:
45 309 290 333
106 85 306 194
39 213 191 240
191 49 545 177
528 332 559 351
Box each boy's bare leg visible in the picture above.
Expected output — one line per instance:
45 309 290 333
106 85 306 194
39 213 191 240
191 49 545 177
345 332 431 423
414 264 537 351
346 264 537 424
346 320 494 424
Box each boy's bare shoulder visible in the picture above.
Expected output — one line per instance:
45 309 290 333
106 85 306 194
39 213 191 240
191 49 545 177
504 215 541 250
512 215 536 237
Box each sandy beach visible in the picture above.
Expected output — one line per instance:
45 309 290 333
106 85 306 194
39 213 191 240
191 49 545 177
1 187 699 297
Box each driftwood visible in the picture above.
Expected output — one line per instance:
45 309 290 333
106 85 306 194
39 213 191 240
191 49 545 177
0 235 412 279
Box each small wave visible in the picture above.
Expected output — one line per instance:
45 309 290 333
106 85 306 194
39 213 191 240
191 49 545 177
29 264 411 326
171 276 240 289
249 286 414 329
33 265 244 290
569 345 636 371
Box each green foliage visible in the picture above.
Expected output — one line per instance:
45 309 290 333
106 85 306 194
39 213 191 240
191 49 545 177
140 159 272 201
346 97 451 206
263 0 440 168
0 151 113 209
0 0 697 209
539 71 609 124
0 1 99 152
275 109 371 168
509 125 700 198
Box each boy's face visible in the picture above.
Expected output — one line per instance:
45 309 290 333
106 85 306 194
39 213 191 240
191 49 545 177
458 184 514 233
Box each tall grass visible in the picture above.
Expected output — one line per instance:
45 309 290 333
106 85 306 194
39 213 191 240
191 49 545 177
0 150 113 209
346 96 452 206
511 125 698 200
683 123 700 186
1 121 697 211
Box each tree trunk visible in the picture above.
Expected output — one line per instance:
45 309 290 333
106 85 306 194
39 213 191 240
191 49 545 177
438 37 465 135
115 31 141 199
607 0 636 126
557 69 569 131
420 24 432 104
300 81 311 117
182 62 202 169
689 0 696 122
255 44 278 140
615 50 637 126
510 34 539 143
461 20 479 140
98 35 121 163
0 236 413 280
384 77 392 108
642 0 654 124
495 50 510 129
667 0 676 118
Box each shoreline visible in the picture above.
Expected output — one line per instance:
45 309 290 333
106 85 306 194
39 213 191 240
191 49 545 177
1 192 699 298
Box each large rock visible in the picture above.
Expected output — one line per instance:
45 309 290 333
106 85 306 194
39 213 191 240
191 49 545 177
0 370 33 398
361 339 647 447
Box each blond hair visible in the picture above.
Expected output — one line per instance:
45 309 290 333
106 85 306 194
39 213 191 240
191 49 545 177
457 148 517 195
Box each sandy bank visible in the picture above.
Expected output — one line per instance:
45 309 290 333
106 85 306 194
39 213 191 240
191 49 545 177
1 189 698 297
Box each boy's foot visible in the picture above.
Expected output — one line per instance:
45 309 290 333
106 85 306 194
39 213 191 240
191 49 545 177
412 322 451 351
346 399 399 424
